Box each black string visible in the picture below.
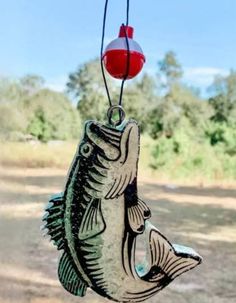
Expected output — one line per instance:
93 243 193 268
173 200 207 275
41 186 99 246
119 0 130 106
126 0 130 26
100 0 112 107
100 0 130 110
118 22 130 106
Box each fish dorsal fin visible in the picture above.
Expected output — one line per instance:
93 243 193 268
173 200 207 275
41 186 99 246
58 251 87 296
78 199 106 241
127 198 151 234
42 192 65 250
143 226 202 283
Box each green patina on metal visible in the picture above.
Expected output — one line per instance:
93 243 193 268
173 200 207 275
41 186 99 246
64 160 91 286
43 120 202 302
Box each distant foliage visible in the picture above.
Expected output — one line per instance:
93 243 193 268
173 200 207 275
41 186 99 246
147 52 236 180
157 51 183 87
150 118 236 180
1 53 235 180
67 60 158 132
208 71 236 123
66 53 236 181
0 76 81 142
67 58 114 121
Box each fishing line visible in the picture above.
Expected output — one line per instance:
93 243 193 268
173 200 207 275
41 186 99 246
100 0 112 107
118 22 130 106
100 0 131 117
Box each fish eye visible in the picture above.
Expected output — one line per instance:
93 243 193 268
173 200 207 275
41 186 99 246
80 142 93 157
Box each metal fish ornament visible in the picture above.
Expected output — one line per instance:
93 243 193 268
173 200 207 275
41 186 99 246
43 119 202 302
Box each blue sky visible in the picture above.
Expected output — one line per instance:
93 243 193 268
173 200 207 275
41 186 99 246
0 0 235 94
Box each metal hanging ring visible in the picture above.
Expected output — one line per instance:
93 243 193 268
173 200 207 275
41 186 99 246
107 105 126 127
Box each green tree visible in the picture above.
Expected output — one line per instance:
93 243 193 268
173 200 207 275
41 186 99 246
0 75 81 142
27 108 53 142
67 58 115 121
123 73 158 131
20 74 45 96
208 71 236 123
149 52 206 138
25 89 81 142
0 77 27 139
67 59 158 127
204 121 236 155
0 77 23 103
0 102 27 140
157 50 183 89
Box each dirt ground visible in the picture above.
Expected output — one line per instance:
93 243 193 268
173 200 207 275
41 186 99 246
0 167 236 303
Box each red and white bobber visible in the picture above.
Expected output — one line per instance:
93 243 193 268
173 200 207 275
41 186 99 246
103 25 145 80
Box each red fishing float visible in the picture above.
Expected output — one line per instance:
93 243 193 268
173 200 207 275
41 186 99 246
103 25 145 79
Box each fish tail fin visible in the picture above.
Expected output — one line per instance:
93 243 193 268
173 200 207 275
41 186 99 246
58 251 88 296
143 224 202 284
42 192 65 250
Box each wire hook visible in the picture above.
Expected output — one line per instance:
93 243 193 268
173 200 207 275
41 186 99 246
107 105 126 127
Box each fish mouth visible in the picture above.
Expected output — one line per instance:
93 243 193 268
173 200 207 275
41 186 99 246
85 120 139 161
94 122 123 147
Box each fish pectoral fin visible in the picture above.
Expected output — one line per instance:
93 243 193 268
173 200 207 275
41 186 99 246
58 251 87 297
143 227 202 283
42 192 65 250
127 198 151 234
106 163 137 199
78 199 106 241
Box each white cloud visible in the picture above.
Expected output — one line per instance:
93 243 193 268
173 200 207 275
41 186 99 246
183 67 228 87
144 65 229 90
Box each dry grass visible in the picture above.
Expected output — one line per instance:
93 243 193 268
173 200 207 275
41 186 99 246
0 141 77 168
0 138 152 169
0 139 154 169
0 139 235 187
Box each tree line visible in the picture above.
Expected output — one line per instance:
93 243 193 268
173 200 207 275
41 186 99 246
0 75 81 142
0 52 235 178
66 52 236 178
